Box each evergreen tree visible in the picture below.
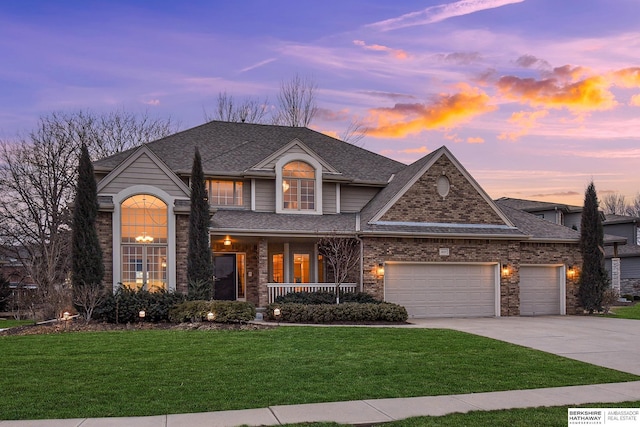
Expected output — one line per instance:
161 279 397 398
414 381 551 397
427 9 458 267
71 143 104 320
187 148 214 299
578 181 609 313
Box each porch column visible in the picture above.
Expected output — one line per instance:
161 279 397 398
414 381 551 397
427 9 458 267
258 237 269 307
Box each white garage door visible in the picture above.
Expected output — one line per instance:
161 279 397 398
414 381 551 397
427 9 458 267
385 263 498 318
519 266 563 316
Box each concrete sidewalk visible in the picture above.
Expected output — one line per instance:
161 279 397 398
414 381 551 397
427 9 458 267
1 381 639 427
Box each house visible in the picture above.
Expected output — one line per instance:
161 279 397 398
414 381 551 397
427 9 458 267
603 214 640 296
93 121 584 318
498 197 640 297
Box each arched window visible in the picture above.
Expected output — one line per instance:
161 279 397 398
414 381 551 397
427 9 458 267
120 195 168 291
282 161 315 210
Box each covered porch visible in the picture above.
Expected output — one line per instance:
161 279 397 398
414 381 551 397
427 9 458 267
210 234 361 307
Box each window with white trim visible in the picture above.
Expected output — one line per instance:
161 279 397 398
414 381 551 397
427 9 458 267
206 180 243 206
282 161 315 211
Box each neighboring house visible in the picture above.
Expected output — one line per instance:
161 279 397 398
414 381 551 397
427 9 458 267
603 214 640 296
93 121 584 318
498 197 640 297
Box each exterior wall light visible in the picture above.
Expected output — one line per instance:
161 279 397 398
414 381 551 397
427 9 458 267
206 311 216 322
501 263 511 277
223 237 232 246
567 265 576 279
376 263 385 279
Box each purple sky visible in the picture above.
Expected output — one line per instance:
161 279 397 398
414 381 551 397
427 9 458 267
2 0 640 206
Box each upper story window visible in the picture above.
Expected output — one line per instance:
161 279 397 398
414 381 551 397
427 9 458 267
207 180 243 206
121 194 167 244
282 161 315 210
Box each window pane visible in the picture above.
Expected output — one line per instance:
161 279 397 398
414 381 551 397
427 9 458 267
121 246 143 290
282 161 315 211
121 195 167 244
207 180 243 206
293 254 310 283
147 246 167 292
272 254 284 283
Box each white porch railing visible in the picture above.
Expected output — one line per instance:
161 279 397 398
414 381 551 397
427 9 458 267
267 283 358 304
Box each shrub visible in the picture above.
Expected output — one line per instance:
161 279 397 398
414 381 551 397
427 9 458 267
95 287 186 323
274 291 382 305
265 302 408 323
169 300 256 323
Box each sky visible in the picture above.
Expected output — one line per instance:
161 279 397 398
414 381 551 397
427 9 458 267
1 0 640 207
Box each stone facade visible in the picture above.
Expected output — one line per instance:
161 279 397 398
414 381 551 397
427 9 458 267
361 236 582 316
175 214 189 294
621 278 640 297
381 156 505 224
96 211 114 292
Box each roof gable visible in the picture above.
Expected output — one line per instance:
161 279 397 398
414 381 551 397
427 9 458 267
369 146 513 226
250 138 340 175
97 145 191 197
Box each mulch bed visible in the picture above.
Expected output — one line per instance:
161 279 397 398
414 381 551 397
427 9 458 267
0 321 275 336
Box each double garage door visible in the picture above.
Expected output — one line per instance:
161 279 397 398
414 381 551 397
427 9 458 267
385 263 564 318
385 263 499 318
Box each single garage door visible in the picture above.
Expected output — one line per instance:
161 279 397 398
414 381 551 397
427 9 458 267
519 265 563 316
385 263 498 318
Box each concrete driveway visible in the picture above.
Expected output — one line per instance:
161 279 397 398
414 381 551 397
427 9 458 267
408 316 640 376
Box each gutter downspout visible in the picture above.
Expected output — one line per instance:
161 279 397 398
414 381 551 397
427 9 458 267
355 213 364 292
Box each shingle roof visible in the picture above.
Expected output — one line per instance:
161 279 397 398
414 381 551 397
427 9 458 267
495 200 581 241
210 210 357 235
496 197 582 213
94 121 404 184
604 213 640 224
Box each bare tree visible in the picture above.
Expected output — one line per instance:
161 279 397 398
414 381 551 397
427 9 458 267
317 236 361 303
204 91 269 124
0 110 175 319
339 120 368 145
626 193 640 218
273 74 318 127
602 193 627 215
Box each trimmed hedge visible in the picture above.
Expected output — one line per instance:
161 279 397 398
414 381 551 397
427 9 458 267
95 287 186 323
274 291 382 305
169 300 256 323
265 302 408 323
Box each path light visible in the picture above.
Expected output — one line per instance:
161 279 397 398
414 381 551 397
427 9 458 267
273 307 282 325
139 310 146 321
207 311 215 322
62 311 71 330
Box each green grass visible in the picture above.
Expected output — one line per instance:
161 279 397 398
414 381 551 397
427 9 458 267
610 303 640 319
281 401 640 427
1 327 636 420
0 319 34 329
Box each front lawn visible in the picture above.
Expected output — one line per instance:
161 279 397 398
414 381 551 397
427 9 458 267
610 303 640 319
1 327 636 420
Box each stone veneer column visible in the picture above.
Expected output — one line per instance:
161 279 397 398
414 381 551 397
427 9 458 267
257 238 269 307
175 214 189 294
96 211 114 292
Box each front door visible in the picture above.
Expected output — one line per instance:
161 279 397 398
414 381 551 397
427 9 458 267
214 254 236 300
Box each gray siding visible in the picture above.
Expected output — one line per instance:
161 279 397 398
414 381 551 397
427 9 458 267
341 186 380 212
564 212 581 230
254 179 275 212
604 223 635 243
100 153 187 197
323 183 337 214
622 257 640 279
262 145 311 170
